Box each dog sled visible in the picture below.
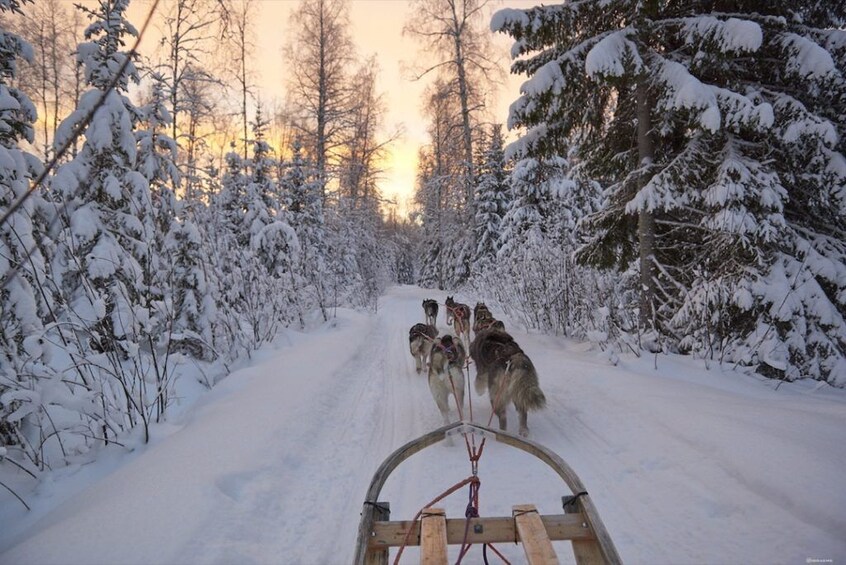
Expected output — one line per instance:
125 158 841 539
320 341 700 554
354 421 621 565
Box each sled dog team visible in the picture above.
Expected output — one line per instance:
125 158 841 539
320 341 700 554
409 297 546 437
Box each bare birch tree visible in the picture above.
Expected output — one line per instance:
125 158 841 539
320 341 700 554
223 0 256 161
339 57 399 208
284 0 355 202
404 0 502 217
156 0 220 162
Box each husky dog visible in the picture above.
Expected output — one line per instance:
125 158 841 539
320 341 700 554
428 334 466 426
472 303 500 335
422 299 439 327
474 317 505 335
470 329 546 437
474 302 493 324
409 323 438 373
444 296 471 346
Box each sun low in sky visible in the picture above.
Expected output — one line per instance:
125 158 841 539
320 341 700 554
261 0 533 215
124 0 534 216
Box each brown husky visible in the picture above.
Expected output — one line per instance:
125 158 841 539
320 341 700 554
469 329 546 437
445 296 471 347
409 323 438 373
428 334 466 426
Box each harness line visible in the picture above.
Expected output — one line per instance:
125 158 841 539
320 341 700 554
391 475 480 565
446 303 471 346
484 542 512 565
455 478 481 564
402 305 513 563
443 330 512 563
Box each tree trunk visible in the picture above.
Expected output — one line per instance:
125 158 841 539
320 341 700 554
316 0 328 202
450 0 475 216
241 37 248 162
636 78 657 332
171 1 182 153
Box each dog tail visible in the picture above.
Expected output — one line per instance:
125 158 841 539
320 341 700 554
509 354 546 412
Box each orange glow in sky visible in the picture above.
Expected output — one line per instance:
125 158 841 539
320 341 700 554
128 0 535 216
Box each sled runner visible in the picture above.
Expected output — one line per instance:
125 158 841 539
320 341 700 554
354 421 621 565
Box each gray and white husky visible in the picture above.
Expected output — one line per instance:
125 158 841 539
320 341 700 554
428 334 466 426
470 329 546 437
409 323 438 373
422 299 439 327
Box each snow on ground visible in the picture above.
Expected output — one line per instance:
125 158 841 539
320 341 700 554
1 285 845 564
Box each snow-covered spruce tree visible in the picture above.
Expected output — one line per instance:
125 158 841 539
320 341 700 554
137 73 218 363
51 0 160 442
135 73 183 420
498 157 567 263
388 219 417 285
239 109 293 343
164 216 217 362
326 202 368 310
472 124 509 274
0 0 59 466
215 149 250 246
494 1 846 384
275 140 310 327
208 149 253 358
486 156 603 336
285 140 329 322
331 194 393 311
485 157 557 332
136 74 180 241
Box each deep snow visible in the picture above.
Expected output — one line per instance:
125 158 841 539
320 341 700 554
1 286 844 564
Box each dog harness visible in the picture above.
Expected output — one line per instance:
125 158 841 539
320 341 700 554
438 342 459 363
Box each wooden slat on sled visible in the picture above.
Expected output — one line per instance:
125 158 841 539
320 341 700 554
353 422 622 565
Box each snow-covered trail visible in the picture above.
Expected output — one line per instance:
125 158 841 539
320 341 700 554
1 285 845 564
0 287 441 564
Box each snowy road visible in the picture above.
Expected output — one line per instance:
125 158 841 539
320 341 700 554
1 286 845 564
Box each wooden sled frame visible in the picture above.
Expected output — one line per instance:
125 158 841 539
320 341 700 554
354 422 622 564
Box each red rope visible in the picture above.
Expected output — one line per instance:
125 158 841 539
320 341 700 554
447 372 479 471
446 304 468 328
485 542 512 564
392 475 480 565
403 316 512 564
455 478 481 563
474 318 497 332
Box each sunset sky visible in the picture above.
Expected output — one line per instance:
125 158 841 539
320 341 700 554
122 0 536 214
256 0 536 213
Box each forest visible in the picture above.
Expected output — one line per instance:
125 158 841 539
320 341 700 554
1 0 844 487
